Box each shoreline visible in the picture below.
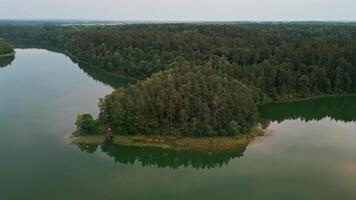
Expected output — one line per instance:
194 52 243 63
70 128 266 152
7 38 136 82
261 93 356 105
70 94 354 152
64 50 138 82
0 51 15 58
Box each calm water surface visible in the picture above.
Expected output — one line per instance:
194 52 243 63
1 48 356 200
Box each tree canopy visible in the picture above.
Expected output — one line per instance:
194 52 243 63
1 24 356 136
98 59 257 136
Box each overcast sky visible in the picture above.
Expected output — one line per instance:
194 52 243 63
1 0 356 21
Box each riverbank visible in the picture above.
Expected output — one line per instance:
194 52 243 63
0 51 15 58
5 38 135 82
64 50 137 82
70 128 265 152
263 93 356 105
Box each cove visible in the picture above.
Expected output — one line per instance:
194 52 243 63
1 47 356 200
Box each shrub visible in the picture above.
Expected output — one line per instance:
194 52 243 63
227 121 241 136
75 114 98 135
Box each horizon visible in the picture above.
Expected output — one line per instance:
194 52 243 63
1 19 356 23
1 19 356 27
1 0 356 21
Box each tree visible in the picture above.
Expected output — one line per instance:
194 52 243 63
228 121 241 136
75 114 98 135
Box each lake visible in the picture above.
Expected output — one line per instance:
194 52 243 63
1 48 356 200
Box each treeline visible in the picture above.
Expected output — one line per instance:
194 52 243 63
2 24 356 82
0 38 14 55
1 24 356 136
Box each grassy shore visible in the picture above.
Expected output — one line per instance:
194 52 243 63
0 51 15 58
70 128 265 152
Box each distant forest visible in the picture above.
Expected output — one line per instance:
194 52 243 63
1 24 356 136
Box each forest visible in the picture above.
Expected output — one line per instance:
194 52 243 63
1 24 356 136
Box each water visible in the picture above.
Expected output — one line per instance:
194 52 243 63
1 48 356 199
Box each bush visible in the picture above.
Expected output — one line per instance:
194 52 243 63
75 114 98 135
227 121 241 136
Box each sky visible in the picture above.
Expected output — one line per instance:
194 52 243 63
1 0 356 21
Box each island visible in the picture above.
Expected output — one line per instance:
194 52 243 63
1 24 355 150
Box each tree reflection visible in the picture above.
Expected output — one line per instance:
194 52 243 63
75 62 133 89
0 55 15 68
77 143 249 170
77 144 99 154
10 39 133 89
259 96 356 123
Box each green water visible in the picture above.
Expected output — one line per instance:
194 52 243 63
2 48 356 199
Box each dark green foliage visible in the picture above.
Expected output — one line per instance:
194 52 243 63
2 24 356 86
0 55 14 68
98 60 257 136
75 114 98 135
259 96 356 123
2 24 356 136
227 121 241 136
97 144 248 169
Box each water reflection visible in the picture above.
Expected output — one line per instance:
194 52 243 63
0 55 15 68
76 91 356 170
74 84 356 169
77 143 248 170
12 40 356 172
75 61 134 89
10 39 133 89
259 96 356 123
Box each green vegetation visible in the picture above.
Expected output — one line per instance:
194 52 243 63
7 39 133 88
75 114 98 135
0 38 14 57
0 55 15 68
0 38 15 68
71 128 264 152
1 24 356 137
97 60 258 136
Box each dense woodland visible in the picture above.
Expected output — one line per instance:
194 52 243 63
98 60 257 136
1 24 356 136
